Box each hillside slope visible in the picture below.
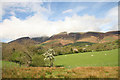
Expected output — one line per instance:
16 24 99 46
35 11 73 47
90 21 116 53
38 31 119 47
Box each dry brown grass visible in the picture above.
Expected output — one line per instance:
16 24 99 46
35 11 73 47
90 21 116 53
2 67 118 78
77 36 99 43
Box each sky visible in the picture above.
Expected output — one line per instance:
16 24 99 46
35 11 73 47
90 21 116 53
0 2 119 42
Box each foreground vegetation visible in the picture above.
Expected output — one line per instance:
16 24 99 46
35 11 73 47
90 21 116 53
2 66 118 78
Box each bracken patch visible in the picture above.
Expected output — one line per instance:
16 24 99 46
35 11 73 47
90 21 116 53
2 66 118 78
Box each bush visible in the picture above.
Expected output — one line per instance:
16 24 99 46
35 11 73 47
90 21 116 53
10 51 27 65
30 55 45 67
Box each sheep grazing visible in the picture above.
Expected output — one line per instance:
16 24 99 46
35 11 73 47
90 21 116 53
91 55 93 56
105 54 107 55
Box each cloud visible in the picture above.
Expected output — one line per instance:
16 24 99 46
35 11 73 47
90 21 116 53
105 6 118 31
62 6 86 14
62 9 73 14
0 3 118 42
1 0 42 2
0 3 3 20
106 6 118 19
0 13 111 42
74 6 86 13
2 2 51 19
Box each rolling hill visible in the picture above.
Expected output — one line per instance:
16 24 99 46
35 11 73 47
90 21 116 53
6 31 119 46
2 31 119 66
38 31 119 47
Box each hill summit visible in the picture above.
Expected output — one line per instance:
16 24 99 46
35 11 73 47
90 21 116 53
8 31 119 45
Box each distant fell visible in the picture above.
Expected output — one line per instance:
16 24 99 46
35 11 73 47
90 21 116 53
8 31 120 45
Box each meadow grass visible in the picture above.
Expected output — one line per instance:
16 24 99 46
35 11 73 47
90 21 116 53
2 49 119 78
54 49 118 68
1 61 26 68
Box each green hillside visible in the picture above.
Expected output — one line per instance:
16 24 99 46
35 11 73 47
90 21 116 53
54 49 118 68
65 42 95 47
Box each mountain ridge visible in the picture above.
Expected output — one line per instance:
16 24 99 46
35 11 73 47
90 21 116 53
8 31 120 45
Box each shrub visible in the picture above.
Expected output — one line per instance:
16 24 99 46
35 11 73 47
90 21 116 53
30 55 45 67
10 51 27 65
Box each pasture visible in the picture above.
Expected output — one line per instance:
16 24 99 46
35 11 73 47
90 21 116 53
2 61 21 68
2 49 119 78
54 49 118 68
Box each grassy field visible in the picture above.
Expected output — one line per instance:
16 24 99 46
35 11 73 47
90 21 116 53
1 61 21 68
54 49 118 68
2 49 119 78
